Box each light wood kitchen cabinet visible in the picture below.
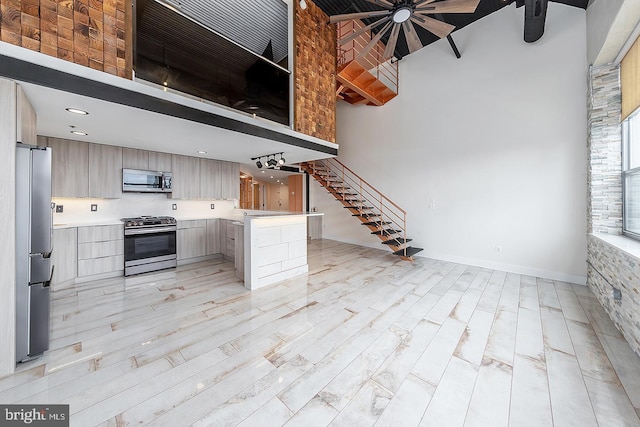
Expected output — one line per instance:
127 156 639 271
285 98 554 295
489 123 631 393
77 224 124 277
149 152 172 172
177 220 207 260
219 219 235 261
200 159 222 199
89 144 122 198
52 227 77 287
46 137 90 198
171 155 200 199
221 161 240 200
122 148 149 170
206 219 221 255
17 86 37 145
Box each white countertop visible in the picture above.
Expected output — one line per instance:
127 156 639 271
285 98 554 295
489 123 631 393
592 233 640 260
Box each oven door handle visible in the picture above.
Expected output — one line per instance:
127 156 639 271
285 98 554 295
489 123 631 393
125 226 177 236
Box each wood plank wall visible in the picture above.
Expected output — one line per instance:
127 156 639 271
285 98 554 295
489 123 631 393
621 34 640 120
294 0 336 143
0 0 132 78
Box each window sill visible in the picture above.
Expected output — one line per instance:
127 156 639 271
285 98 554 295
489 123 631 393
591 233 640 261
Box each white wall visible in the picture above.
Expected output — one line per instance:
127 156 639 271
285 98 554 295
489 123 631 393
311 3 588 284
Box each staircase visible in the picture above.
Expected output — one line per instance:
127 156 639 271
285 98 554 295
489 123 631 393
301 158 423 261
336 20 399 106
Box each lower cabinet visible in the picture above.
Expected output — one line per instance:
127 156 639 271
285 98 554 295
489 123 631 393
219 219 235 261
206 219 220 255
52 228 77 286
77 224 124 277
177 220 207 261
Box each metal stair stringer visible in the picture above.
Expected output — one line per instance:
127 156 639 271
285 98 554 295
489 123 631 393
301 159 423 261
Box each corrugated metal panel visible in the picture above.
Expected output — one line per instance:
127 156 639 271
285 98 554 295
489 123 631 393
159 0 289 64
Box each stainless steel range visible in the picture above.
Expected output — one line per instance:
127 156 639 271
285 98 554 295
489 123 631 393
122 216 177 276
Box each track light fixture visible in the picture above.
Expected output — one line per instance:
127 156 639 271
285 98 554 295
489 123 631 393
251 152 286 169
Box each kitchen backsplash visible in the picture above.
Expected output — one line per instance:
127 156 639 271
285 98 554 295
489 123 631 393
52 193 238 225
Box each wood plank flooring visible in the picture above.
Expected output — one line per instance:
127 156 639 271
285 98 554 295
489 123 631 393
2 239 640 426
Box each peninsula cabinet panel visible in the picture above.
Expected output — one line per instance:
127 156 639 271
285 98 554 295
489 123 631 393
171 155 200 199
122 148 149 170
200 159 222 199
47 137 89 198
149 152 172 172
89 144 123 198
221 161 240 200
52 228 77 287
206 219 220 255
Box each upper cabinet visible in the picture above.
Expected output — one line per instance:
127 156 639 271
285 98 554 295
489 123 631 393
171 155 201 199
122 148 149 170
46 137 90 198
200 159 222 199
17 86 37 146
221 161 240 200
149 152 172 172
89 144 123 199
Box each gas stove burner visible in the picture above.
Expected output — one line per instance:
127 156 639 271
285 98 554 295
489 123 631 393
122 216 177 228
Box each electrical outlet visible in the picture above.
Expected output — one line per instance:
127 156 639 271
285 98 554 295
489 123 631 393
613 286 622 301
210 203 215 210
172 204 177 210
90 204 98 212
55 205 63 213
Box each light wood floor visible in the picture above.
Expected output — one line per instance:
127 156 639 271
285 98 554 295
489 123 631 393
2 239 640 426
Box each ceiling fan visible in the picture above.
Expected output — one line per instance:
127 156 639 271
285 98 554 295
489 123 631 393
330 0 481 60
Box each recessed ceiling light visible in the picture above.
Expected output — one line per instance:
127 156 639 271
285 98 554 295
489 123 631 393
71 131 88 136
66 108 89 115
197 150 207 154
261 170 265 173
270 176 274 179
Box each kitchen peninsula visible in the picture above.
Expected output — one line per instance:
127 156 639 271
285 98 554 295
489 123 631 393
241 212 323 290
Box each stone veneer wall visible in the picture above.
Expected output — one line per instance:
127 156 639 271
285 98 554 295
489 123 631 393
294 0 336 143
587 64 640 357
588 236 640 355
587 64 622 234
0 0 131 78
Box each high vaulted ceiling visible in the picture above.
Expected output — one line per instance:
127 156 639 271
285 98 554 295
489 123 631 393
313 0 588 59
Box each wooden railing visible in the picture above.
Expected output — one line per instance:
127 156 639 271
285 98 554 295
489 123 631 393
305 157 411 257
337 20 399 95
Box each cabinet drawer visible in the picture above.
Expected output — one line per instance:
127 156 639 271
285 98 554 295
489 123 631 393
78 225 123 243
177 220 207 230
78 240 124 260
78 255 124 277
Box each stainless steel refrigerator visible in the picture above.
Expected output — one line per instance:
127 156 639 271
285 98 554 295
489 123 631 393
15 143 53 363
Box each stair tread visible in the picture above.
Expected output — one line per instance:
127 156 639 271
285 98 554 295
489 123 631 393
372 229 401 235
392 247 423 257
353 213 381 218
382 238 412 245
344 206 373 210
362 221 391 226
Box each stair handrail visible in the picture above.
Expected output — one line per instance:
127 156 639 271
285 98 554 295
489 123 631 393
307 158 410 257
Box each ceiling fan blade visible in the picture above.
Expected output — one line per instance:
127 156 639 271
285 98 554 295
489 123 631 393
382 24 400 61
413 0 439 7
402 21 423 54
355 21 393 61
340 16 392 45
329 10 391 24
410 15 455 39
415 0 481 14
363 0 395 9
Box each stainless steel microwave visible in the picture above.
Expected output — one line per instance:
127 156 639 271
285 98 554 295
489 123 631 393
122 169 173 193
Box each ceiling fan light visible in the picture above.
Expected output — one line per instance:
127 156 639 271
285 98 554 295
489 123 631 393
392 7 411 24
256 159 263 168
278 156 285 166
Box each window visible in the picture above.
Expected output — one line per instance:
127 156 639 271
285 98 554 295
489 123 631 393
623 109 640 238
